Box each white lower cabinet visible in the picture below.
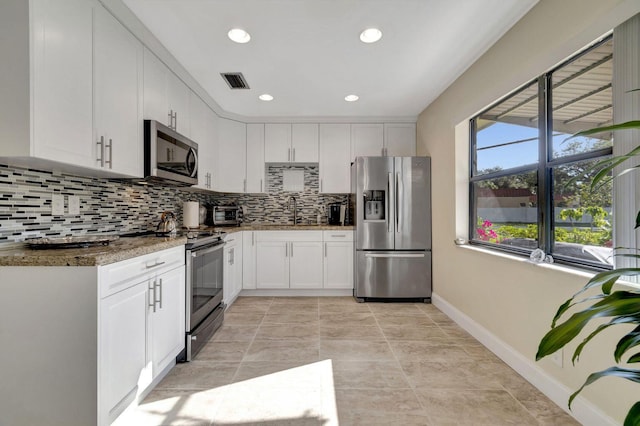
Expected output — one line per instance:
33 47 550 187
98 245 185 426
223 233 243 306
255 231 324 289
242 231 257 289
323 230 354 289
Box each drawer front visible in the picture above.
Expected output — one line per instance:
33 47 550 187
256 231 322 242
323 230 354 242
99 245 185 298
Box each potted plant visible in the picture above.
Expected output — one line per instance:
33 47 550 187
536 118 640 426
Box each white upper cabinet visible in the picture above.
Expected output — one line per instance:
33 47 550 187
142 48 190 136
384 123 416 157
291 123 319 162
264 123 291 163
264 123 318 163
351 123 384 161
30 0 95 168
217 118 246 193
319 124 351 194
190 93 215 190
93 4 143 177
167 73 190 137
246 124 266 193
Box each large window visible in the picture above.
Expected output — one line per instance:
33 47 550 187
470 37 613 269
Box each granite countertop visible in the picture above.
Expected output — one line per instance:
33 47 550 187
0 235 188 267
0 225 354 267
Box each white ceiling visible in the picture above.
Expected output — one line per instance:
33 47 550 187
122 0 538 119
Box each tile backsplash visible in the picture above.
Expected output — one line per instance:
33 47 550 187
0 163 349 243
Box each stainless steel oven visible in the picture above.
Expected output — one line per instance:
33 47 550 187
179 232 226 361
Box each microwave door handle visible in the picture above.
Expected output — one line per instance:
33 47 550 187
186 147 198 178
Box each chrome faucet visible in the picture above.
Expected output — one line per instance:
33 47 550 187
288 196 297 226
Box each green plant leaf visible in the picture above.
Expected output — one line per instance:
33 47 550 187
569 367 640 409
551 294 606 328
587 268 640 295
572 317 640 364
537 291 640 360
569 120 640 139
624 401 640 426
615 326 640 363
629 353 640 363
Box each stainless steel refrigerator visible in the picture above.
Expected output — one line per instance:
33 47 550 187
352 156 432 302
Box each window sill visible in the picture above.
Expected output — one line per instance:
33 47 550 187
454 242 640 291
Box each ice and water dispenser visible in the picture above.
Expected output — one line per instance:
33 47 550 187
363 190 385 221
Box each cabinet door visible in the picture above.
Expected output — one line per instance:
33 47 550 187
351 123 384 161
223 245 234 306
384 123 416 157
256 241 289 288
290 241 323 289
246 124 265 193
242 231 257 289
292 123 319 163
94 5 143 177
319 124 351 194
324 241 354 289
217 118 246 193
150 266 185 377
233 239 243 298
167 72 190 136
264 123 291 162
31 0 94 167
99 281 147 417
142 48 170 127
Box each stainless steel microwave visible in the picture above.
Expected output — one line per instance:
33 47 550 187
144 120 198 185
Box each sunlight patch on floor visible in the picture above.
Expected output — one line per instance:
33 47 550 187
115 359 338 425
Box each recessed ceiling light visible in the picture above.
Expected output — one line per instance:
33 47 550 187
259 94 274 101
228 28 251 44
360 28 382 43
345 95 359 102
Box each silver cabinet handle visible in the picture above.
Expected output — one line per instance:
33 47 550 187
157 278 163 309
290 242 293 257
146 261 166 269
148 281 156 313
285 243 288 257
330 234 346 238
320 179 323 192
174 112 178 131
106 139 113 169
288 148 291 162
260 179 263 193
244 179 247 193
168 110 173 128
324 242 327 257
229 247 234 265
96 136 105 167
252 232 255 246
293 148 296 162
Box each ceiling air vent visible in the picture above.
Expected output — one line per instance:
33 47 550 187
221 72 250 89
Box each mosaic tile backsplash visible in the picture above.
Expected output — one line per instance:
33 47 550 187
0 163 349 244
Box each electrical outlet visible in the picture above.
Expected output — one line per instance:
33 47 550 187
551 348 563 367
51 194 64 216
68 196 80 215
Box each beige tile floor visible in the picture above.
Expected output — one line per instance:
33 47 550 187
117 297 579 426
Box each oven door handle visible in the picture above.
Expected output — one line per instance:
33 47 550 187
190 242 226 257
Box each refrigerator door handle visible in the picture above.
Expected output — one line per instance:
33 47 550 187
365 253 425 258
395 172 401 232
387 172 392 233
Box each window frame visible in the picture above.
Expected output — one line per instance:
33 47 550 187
469 35 614 270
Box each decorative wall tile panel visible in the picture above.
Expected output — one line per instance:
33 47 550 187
0 163 349 244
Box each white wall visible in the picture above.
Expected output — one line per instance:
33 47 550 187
417 0 640 423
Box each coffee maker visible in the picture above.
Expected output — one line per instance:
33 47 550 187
328 203 342 225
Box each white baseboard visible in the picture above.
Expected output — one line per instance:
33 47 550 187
240 289 353 297
432 293 618 426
